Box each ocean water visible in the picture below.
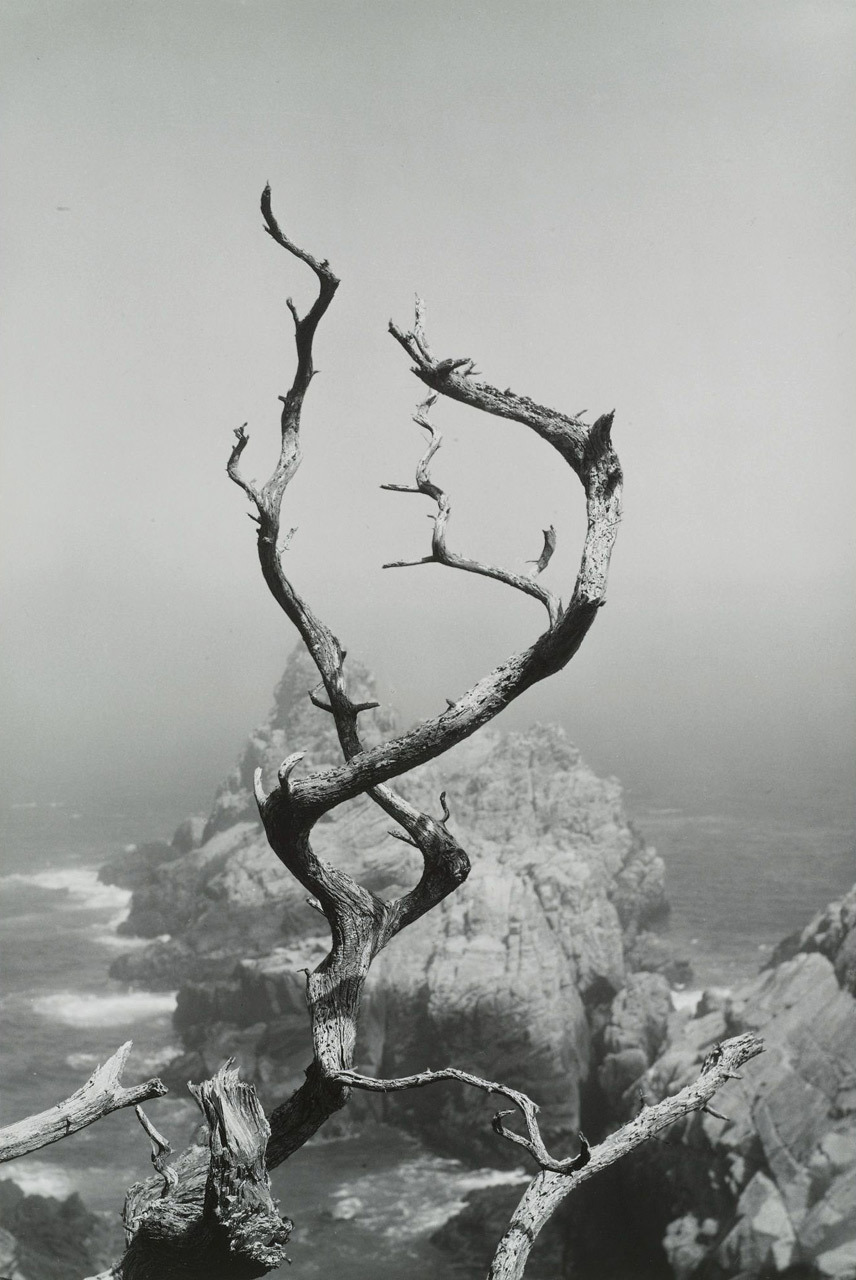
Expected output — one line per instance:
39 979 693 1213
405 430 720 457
629 773 855 988
0 784 853 1271
0 803 528 1275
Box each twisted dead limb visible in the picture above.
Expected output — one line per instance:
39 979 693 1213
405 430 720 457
228 180 618 1214
116 187 660 1279
334 1064 591 1174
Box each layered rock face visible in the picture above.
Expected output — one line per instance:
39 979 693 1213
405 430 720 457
588 886 856 1280
0 1181 115 1280
104 645 668 1158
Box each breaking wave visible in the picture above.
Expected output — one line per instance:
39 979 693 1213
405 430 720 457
1 867 131 913
329 1155 529 1240
32 989 176 1027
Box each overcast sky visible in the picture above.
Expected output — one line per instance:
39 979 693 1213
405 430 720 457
1 0 854 823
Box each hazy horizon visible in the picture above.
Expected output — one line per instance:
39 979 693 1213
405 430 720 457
1 1 854 836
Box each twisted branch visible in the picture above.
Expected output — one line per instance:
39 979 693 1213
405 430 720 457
333 1065 589 1174
222 190 621 1182
488 1033 764 1280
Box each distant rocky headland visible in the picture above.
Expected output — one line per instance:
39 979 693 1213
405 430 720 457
98 646 856 1279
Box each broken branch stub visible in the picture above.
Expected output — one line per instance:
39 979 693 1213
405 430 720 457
119 1063 291 1279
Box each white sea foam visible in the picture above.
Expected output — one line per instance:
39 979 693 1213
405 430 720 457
330 1155 529 1240
671 986 732 1015
2 1159 77 1198
90 921 149 947
2 867 131 913
33 989 176 1027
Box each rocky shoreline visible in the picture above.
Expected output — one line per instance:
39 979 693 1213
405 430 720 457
97 646 856 1278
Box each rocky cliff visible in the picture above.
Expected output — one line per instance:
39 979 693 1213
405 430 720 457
576 884 856 1280
103 644 670 1159
0 1181 115 1280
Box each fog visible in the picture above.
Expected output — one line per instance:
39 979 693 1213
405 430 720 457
1 0 854 827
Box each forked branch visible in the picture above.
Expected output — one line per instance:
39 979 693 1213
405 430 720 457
0 1041 167 1163
222 191 623 1177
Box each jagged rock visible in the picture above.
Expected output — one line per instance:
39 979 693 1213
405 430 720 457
715 1171 797 1274
109 938 231 990
0 1181 117 1280
769 885 856 997
816 1240 856 1280
662 1214 720 1280
618 936 856 1280
0 1224 26 1280
597 971 673 1113
105 644 670 1160
171 815 206 853
99 839 184 893
541 894 856 1280
628 931 694 988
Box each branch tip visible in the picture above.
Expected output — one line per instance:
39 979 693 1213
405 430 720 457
278 752 306 789
252 767 268 810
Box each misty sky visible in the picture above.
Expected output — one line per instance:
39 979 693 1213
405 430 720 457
1 1 854 825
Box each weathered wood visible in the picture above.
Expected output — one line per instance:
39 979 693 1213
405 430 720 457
106 189 668 1280
118 1064 291 1279
0 1041 166 1163
486 1033 764 1280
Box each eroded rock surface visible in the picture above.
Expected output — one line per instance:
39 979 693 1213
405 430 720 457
104 645 668 1158
592 922 856 1280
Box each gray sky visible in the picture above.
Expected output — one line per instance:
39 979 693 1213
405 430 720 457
1 0 854 819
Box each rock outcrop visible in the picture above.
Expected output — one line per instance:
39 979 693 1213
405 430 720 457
104 645 669 1159
580 891 856 1280
768 885 856 998
0 1181 116 1280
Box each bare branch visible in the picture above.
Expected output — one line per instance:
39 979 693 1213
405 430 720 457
390 303 591 479
383 555 435 569
134 1105 178 1193
382 395 561 625
487 1033 764 1280
226 424 262 507
0 1042 167 1163
271 302 621 816
222 204 621 1178
333 1065 588 1174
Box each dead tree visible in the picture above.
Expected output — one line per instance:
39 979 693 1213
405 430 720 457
0 190 763 1279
